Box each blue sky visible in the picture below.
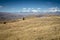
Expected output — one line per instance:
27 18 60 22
0 0 60 12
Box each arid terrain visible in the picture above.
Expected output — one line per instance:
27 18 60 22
0 16 60 40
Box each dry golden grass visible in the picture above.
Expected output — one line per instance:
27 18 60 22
0 16 60 40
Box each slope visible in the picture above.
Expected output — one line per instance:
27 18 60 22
0 16 60 40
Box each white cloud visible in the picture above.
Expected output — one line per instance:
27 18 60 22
23 8 26 9
22 9 30 12
58 10 60 12
32 9 38 12
42 10 48 12
28 8 31 9
48 7 59 12
21 7 60 13
42 7 60 13
22 8 38 12
37 8 41 9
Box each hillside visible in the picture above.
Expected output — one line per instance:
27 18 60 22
0 16 60 40
0 12 23 22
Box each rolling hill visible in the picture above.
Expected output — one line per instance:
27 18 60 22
0 15 60 40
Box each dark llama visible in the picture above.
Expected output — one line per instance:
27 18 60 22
23 17 25 20
4 22 6 24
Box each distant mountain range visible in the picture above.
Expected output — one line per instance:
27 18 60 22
19 11 60 16
0 12 23 21
0 11 60 21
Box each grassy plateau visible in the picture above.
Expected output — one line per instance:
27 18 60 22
0 16 60 40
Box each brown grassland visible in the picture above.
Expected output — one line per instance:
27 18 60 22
0 16 60 40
